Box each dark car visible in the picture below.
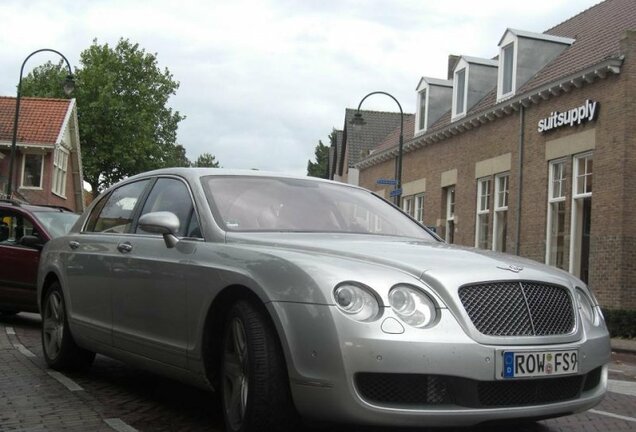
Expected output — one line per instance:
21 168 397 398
0 199 79 315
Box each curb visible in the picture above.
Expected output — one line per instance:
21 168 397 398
611 338 636 355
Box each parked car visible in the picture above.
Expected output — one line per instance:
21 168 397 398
37 168 610 431
0 199 79 315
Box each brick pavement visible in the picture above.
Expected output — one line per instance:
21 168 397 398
2 314 636 432
0 322 115 432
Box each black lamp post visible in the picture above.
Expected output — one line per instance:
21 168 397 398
5 49 75 197
350 91 404 206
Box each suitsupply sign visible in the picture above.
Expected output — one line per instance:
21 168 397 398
537 99 599 133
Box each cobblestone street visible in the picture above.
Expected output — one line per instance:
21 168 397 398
2 313 635 432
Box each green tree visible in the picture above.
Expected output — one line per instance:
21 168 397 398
307 138 330 178
193 152 220 168
21 38 186 196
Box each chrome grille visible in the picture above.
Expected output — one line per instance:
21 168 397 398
458 281 575 336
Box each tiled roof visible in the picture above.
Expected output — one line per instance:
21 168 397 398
468 0 635 117
371 115 416 154
362 0 635 164
344 109 414 167
0 96 71 145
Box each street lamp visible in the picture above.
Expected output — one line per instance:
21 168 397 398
5 49 75 197
351 91 404 206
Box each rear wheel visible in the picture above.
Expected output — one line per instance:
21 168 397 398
221 300 298 432
41 282 95 371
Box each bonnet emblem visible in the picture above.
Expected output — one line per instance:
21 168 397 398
497 264 524 273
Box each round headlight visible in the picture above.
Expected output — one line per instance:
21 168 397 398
576 287 600 326
334 283 380 322
389 285 436 328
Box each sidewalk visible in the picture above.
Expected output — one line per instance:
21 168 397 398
0 323 115 432
612 338 636 355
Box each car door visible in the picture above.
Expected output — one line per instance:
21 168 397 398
111 176 202 369
0 208 44 311
64 179 151 347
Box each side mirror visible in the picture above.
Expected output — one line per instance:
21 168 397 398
138 211 181 248
20 234 45 250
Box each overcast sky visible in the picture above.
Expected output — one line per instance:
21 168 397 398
0 0 601 175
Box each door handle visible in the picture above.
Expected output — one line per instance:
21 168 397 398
117 242 133 253
68 241 80 250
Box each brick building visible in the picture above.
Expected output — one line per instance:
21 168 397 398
337 0 636 310
0 97 85 212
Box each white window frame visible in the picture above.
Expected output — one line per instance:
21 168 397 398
403 196 414 217
492 173 509 252
52 147 69 198
415 88 429 134
475 178 491 248
20 153 44 190
545 159 568 268
445 186 455 243
497 39 517 101
414 194 424 223
569 152 593 278
452 66 468 120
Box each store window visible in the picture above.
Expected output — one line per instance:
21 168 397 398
493 173 509 252
546 160 567 270
475 178 491 249
52 147 69 197
414 194 424 223
21 154 43 188
570 153 593 283
444 186 455 244
403 196 413 217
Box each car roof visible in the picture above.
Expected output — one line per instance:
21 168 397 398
0 199 74 213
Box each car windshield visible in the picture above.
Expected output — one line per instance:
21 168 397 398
32 211 79 238
202 176 436 240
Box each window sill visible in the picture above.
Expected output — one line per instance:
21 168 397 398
52 191 67 199
19 186 43 190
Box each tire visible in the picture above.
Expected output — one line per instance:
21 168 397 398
221 300 298 432
41 282 95 371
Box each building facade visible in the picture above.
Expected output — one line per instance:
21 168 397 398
352 0 636 310
0 97 85 212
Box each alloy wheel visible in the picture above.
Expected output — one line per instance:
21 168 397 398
223 317 249 431
43 291 65 360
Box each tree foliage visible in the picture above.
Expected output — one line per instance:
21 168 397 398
21 38 187 195
307 138 330 178
193 152 220 168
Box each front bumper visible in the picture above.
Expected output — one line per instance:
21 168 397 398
267 302 610 427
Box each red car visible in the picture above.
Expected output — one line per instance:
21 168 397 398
0 199 79 315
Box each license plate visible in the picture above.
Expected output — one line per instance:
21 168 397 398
502 350 578 378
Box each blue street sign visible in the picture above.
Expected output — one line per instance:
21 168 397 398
389 188 402 197
376 178 397 185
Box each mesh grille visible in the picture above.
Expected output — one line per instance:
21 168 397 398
355 371 597 408
477 375 583 407
459 281 575 336
355 373 451 405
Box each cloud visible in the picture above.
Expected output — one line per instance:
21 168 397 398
0 0 601 175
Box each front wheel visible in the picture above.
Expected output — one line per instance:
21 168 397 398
221 300 298 432
41 282 95 371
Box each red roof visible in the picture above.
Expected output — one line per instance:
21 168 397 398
0 96 71 145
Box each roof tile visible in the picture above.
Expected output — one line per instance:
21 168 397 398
0 96 71 145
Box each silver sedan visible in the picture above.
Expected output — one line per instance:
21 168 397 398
37 168 610 431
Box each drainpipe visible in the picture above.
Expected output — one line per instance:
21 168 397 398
515 105 525 256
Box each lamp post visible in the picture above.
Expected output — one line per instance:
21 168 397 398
5 49 75 197
350 91 404 207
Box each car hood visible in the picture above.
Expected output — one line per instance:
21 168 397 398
225 232 577 292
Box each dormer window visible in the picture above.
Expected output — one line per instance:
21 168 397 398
418 89 427 131
453 68 467 118
496 28 574 102
414 77 453 135
501 43 515 97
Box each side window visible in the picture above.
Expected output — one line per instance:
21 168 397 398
136 178 200 238
85 180 149 233
0 211 37 245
